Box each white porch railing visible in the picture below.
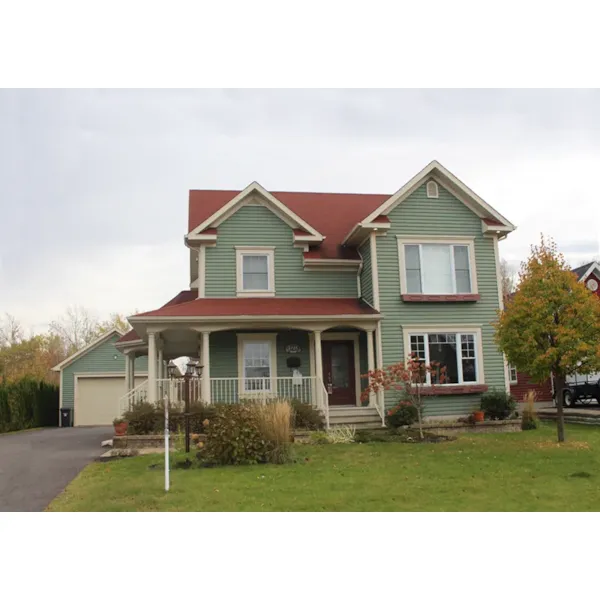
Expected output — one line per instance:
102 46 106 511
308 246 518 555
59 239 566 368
119 376 330 427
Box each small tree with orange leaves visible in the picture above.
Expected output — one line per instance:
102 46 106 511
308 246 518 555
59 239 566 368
495 235 600 442
362 355 446 440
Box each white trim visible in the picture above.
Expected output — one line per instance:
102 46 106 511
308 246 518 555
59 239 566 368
426 180 439 198
131 314 381 325
360 160 515 231
236 333 278 393
397 236 478 296
321 332 361 406
493 234 511 393
370 232 381 311
51 328 124 371
187 182 324 240
236 247 276 297
402 326 485 385
578 261 600 283
198 246 206 298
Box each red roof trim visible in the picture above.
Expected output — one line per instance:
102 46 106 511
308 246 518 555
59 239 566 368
132 297 379 319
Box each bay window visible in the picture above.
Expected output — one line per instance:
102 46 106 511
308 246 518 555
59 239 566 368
408 332 480 385
398 237 477 296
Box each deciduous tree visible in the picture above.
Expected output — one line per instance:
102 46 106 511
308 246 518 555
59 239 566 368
495 236 600 442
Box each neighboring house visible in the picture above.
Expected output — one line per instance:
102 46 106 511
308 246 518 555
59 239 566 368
62 160 517 427
508 261 600 407
51 329 148 426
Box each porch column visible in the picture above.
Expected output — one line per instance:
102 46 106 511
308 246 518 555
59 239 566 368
158 346 164 380
366 329 376 407
314 330 323 384
124 350 131 394
375 322 385 418
128 352 136 391
201 331 211 403
148 332 157 405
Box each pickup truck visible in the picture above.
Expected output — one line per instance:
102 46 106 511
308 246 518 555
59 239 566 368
562 372 600 407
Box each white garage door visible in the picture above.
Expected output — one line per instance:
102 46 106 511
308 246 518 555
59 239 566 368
75 376 145 426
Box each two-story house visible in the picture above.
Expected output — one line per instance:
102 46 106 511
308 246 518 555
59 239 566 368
105 160 515 428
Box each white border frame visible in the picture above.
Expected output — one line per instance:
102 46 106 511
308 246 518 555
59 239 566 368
321 332 361 406
397 235 478 296
235 246 276 297
509 365 518 384
236 333 278 394
402 325 485 386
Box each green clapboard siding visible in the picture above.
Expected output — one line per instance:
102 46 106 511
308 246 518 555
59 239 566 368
61 334 148 410
205 204 357 297
358 239 373 307
376 182 506 416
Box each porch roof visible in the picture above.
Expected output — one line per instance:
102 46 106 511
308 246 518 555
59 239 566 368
131 297 380 319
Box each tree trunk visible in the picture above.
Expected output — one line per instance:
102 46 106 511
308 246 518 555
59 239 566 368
554 372 566 443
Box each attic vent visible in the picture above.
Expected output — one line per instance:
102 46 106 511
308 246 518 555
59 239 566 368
426 180 439 198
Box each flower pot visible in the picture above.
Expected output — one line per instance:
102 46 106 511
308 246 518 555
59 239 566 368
114 422 128 436
473 410 485 422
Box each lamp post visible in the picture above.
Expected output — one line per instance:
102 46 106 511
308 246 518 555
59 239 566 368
183 360 203 453
165 360 179 492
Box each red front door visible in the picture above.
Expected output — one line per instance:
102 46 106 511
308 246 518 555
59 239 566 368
322 340 356 406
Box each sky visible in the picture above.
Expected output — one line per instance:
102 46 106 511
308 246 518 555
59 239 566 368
1 89 599 332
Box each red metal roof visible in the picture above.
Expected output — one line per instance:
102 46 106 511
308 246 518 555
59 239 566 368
132 297 379 319
188 189 391 259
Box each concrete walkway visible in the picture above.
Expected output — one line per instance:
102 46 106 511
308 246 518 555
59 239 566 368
0 427 112 511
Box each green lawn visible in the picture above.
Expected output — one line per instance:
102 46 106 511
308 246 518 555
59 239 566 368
48 424 600 511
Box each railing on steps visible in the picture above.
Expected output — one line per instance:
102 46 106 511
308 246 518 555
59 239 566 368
118 379 148 416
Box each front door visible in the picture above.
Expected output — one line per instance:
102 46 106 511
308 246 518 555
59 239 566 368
322 340 356 406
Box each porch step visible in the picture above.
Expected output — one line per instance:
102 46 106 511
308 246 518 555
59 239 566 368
328 407 384 428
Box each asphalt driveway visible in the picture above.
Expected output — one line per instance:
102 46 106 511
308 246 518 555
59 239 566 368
0 426 112 511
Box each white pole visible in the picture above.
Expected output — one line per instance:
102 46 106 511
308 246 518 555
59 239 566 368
164 386 170 492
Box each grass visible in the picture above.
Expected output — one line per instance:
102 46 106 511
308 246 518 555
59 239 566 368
48 424 600 511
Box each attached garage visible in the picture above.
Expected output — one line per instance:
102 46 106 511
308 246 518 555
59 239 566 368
52 329 148 427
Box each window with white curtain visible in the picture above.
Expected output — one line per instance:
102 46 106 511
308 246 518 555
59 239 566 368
403 243 473 294
409 332 479 384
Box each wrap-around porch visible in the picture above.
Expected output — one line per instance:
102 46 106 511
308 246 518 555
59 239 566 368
118 319 384 426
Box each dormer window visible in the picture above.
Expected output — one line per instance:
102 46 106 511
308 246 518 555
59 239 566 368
426 180 439 198
236 246 275 297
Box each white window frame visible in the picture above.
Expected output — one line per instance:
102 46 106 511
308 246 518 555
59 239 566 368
236 333 278 394
426 180 439 198
509 364 518 384
397 236 478 295
402 326 485 386
235 246 275 297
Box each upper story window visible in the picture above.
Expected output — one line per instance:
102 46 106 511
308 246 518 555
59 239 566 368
426 180 439 198
398 237 478 297
236 246 275 297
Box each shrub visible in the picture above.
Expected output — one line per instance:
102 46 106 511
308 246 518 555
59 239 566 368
480 389 516 420
256 402 292 464
203 404 271 465
124 400 216 435
123 401 158 434
0 378 58 433
386 401 418 428
327 425 356 444
521 390 539 431
309 431 330 445
291 400 325 431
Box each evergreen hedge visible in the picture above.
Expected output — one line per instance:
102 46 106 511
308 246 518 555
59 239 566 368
0 377 59 433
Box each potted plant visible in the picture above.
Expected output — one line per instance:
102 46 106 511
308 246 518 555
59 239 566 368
113 417 129 436
472 409 485 422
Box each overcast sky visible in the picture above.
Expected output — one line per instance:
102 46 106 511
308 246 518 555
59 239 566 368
1 89 599 332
